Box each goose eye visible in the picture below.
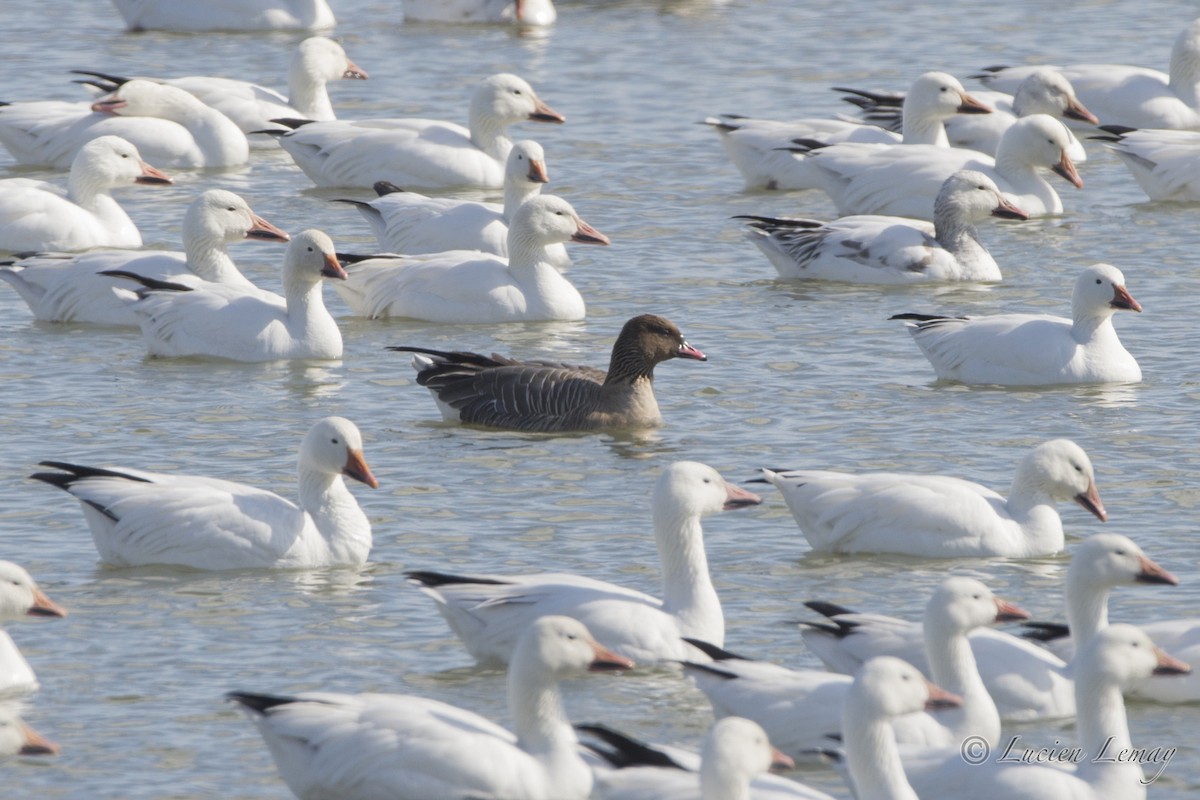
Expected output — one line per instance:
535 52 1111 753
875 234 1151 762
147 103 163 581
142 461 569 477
566 633 577 640
227 207 236 212
703 478 711 484
513 89 523 96
121 153 129 158
331 438 339 444
1095 279 1102 285
1115 548 1126 556
307 246 314 252
973 594 981 600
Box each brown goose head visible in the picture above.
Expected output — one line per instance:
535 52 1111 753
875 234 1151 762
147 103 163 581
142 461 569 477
607 314 706 382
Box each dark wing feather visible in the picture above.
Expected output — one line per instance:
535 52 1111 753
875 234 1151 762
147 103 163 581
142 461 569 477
439 364 607 432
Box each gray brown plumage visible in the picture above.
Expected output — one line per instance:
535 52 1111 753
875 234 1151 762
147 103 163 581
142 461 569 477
388 314 707 432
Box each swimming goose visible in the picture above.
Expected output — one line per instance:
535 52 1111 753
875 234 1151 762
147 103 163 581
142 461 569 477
892 263 1142 385
405 461 760 665
0 561 67 699
331 195 602 322
115 229 345 361
229 616 632 800
404 0 557 25
391 313 706 432
799 534 1176 721
761 438 1106 558
0 704 59 756
839 657 961 800
109 0 336 32
1093 126 1200 201
896 626 1189 800
800 114 1082 219
0 80 249 168
32 416 377 570
73 37 367 142
704 71 990 190
585 717 828 800
0 135 170 253
270 73 564 189
684 578 1027 760
0 188 289 326
974 17 1200 130
336 140 565 266
841 69 1096 160
738 170 1028 283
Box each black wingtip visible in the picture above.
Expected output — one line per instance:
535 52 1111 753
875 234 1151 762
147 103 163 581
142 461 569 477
226 691 298 714
681 637 749 661
100 270 193 292
373 180 405 197
1020 621 1071 642
268 117 315 130
575 724 689 771
404 570 510 588
805 600 858 619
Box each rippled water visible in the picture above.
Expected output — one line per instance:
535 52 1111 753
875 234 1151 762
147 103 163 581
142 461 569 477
1 0 1198 796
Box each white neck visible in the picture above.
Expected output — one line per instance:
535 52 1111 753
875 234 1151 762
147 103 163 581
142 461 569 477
157 98 249 165
653 505 722 645
280 276 343 358
1073 672 1144 797
923 618 1000 746
932 202 992 279
901 104 949 146
468 109 514 161
1065 569 1109 651
507 659 592 797
505 235 584 320
1169 36 1200 107
296 468 370 564
183 233 254 287
844 698 920 800
287 64 335 121
700 756 752 800
65 171 138 243
993 145 1060 214
1002 474 1066 556
502 181 542 222
1070 305 1116 344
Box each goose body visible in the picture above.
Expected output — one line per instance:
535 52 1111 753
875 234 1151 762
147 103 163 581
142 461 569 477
740 170 1027 283
332 195 599 322
1099 127 1200 201
75 38 366 143
109 0 335 32
272 73 563 189
762 438 1106 558
706 71 990 190
393 313 707 432
342 141 566 266
975 18 1200 130
406 462 761 665
843 69 1096 160
0 136 170 252
0 189 289 326
230 616 633 800
118 229 345 361
32 417 377 570
0 80 249 168
803 114 1082 219
685 578 1027 759
404 0 557 25
894 264 1142 385
800 534 1177 721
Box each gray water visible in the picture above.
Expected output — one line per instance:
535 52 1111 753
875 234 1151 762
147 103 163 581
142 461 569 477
1 0 1198 796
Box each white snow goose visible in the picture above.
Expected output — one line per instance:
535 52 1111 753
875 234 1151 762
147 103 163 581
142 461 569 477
0 135 171 253
72 37 366 144
0 703 59 756
331 194 597 322
0 80 249 168
738 170 1028 283
391 313 706 432
895 625 1189 800
840 69 1097 160
268 73 564 189
336 140 565 266
583 717 832 800
683 577 1027 760
32 416 377 570
113 229 346 361
973 17 1200 130
0 188 288 326
405 461 760 665
229 616 632 800
760 438 1106 558
892 263 1142 385
704 71 991 190
108 0 335 32
799 533 1177 721
1093 125 1200 201
0 561 67 699
798 114 1082 219
404 0 557 25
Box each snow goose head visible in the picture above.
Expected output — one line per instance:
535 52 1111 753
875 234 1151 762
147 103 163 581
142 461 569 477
1012 69 1098 124
91 79 210 121
280 229 348 293
999 114 1083 188
508 139 550 187
186 189 290 247
701 717 795 790
924 577 1028 640
508 195 609 254
514 615 634 680
1083 624 1190 690
0 561 66 620
905 71 991 120
1070 533 1177 589
1016 439 1106 521
1072 263 1142 321
935 169 1029 222
655 462 762 527
850 656 962 720
300 417 378 489
72 135 172 188
294 36 368 83
474 73 564 126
